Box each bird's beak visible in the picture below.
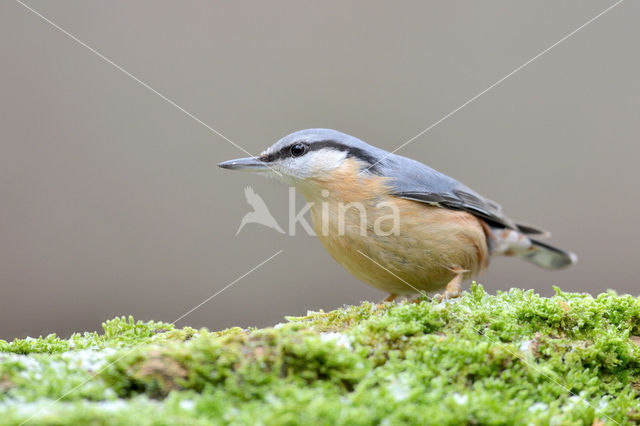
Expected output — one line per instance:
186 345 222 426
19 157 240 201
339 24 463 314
217 156 269 171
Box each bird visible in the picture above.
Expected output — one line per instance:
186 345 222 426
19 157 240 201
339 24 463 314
218 129 576 301
236 186 285 235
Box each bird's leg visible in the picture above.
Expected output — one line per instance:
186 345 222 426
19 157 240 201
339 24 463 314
379 293 398 304
433 268 468 302
377 294 398 308
377 293 397 309
430 270 464 303
442 272 462 300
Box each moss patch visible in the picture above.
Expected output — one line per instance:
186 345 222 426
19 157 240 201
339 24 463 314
2 285 640 425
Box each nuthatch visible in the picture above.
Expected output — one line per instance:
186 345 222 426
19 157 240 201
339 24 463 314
219 129 577 301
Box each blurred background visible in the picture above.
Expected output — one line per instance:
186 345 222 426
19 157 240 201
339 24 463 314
1 1 638 339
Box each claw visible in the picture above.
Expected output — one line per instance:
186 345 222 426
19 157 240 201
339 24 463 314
433 272 463 303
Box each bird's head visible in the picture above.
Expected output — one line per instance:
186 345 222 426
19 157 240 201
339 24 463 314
218 129 386 193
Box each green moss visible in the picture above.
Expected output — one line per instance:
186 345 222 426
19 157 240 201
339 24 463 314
0 316 196 355
2 285 640 425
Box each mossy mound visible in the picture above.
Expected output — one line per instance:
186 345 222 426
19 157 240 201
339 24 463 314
2 284 640 425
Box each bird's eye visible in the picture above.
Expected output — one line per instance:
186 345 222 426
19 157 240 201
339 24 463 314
290 143 307 157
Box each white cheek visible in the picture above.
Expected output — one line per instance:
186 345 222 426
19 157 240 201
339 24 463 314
304 150 348 175
271 149 348 182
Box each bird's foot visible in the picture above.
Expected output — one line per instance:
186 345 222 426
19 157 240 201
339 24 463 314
377 293 398 308
432 288 461 303
432 272 463 303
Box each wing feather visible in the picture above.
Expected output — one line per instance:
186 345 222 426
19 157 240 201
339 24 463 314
377 153 517 229
393 190 517 230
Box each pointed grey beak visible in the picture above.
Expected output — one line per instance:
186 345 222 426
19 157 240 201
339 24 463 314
218 156 269 171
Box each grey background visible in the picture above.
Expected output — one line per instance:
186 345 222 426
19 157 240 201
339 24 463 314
1 1 638 339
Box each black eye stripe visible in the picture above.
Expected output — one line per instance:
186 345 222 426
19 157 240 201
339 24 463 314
260 139 379 171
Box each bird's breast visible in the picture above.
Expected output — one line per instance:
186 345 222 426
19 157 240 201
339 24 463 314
303 168 489 295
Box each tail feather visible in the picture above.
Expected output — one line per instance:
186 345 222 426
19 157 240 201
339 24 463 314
515 222 551 238
490 227 577 270
519 239 577 270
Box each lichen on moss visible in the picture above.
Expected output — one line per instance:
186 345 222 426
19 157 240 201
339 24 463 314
2 285 640 425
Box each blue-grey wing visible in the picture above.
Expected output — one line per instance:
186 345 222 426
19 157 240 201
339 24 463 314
377 153 518 230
